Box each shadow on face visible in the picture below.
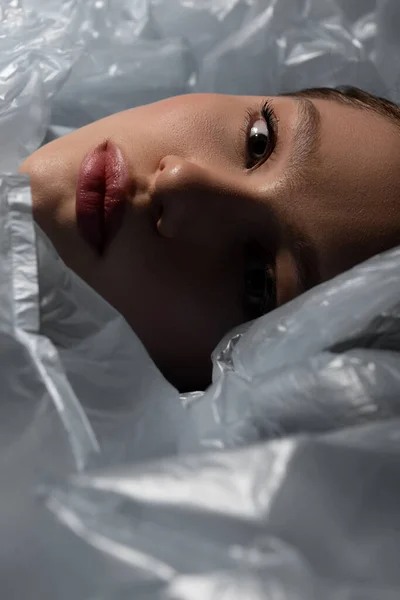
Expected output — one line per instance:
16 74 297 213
19 91 400 391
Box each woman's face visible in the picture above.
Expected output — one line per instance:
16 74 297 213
19 93 400 390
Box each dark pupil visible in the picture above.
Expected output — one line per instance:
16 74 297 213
245 268 265 297
249 133 268 158
244 244 271 318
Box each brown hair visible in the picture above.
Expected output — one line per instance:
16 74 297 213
282 86 400 129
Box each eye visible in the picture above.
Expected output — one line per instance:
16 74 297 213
243 242 276 319
244 100 278 169
248 119 271 162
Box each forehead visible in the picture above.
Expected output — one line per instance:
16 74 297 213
306 98 400 188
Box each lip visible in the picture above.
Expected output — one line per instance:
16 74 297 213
76 140 128 254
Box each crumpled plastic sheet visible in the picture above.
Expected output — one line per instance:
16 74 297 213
2 0 400 599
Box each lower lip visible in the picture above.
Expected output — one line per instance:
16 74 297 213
76 140 128 254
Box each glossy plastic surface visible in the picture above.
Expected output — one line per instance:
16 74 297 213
1 1 400 598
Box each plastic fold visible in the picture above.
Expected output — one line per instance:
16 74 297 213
1 1 400 598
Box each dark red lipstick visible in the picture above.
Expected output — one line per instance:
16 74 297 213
76 140 128 254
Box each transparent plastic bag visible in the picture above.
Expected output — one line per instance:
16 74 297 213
1 1 400 599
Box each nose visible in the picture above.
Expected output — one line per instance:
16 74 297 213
152 155 238 241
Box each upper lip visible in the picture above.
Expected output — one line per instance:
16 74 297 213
75 140 129 255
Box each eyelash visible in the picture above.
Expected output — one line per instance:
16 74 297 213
241 99 279 170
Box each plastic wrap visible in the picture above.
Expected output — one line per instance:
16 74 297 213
1 0 400 599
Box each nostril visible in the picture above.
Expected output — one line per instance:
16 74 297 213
152 155 198 239
150 195 163 233
157 204 176 239
158 155 185 177
156 202 163 225
158 155 177 173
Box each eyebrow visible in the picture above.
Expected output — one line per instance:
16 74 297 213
282 97 323 293
287 97 323 176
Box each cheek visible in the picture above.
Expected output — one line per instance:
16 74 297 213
96 272 225 376
86 241 246 363
19 144 78 233
139 100 242 169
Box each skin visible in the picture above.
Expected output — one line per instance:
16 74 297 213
19 93 400 391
